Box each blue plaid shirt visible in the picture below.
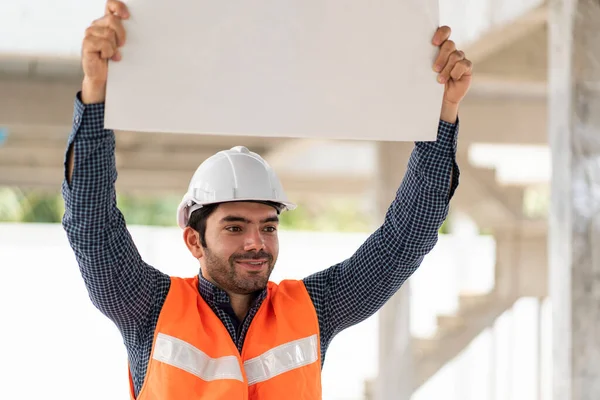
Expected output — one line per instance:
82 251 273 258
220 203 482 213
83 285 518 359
61 92 459 397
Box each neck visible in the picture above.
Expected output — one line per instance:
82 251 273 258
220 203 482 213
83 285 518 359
199 269 256 321
228 292 253 321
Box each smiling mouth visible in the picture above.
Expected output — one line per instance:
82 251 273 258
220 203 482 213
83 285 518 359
236 260 268 269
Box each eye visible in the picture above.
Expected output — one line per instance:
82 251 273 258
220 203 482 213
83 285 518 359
264 226 277 233
225 226 242 232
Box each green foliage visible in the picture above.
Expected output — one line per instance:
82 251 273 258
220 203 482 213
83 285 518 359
116 193 181 226
438 218 450 234
0 187 64 223
0 186 458 235
0 187 22 222
20 191 65 223
0 185 461 237
279 199 372 232
0 187 373 232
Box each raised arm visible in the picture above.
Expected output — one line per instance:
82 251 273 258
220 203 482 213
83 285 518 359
303 26 472 348
303 120 458 344
62 0 169 334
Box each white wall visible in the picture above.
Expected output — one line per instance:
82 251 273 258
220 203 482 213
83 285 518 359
0 222 502 400
0 223 377 400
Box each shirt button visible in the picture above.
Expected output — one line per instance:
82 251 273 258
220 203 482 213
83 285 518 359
74 115 81 124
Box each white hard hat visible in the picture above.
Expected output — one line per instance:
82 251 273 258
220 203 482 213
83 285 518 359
176 146 296 229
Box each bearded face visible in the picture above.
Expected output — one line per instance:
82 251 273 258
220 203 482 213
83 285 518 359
198 202 280 294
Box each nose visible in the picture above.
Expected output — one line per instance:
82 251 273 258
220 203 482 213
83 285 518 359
243 227 265 252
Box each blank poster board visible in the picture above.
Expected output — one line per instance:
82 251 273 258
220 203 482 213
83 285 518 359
105 1 443 141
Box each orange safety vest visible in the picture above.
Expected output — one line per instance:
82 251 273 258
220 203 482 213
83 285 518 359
129 276 322 399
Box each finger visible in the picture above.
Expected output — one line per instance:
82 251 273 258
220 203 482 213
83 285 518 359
438 50 464 84
84 26 122 61
82 36 117 60
432 26 451 46
449 59 473 81
105 0 130 18
111 50 122 62
92 14 126 47
85 26 117 51
433 40 456 72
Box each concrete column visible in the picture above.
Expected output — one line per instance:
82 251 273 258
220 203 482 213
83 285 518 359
537 296 544 400
549 0 600 398
493 228 521 302
374 142 414 400
517 232 549 298
495 225 549 300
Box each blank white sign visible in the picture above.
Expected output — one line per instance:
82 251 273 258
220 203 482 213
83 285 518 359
105 0 443 141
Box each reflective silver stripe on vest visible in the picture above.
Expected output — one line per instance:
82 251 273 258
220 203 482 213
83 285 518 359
153 333 244 382
244 334 319 385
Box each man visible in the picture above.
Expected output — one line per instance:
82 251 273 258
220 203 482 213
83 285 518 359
62 0 472 398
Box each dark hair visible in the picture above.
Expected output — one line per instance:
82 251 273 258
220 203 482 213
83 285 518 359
187 201 283 248
187 203 220 248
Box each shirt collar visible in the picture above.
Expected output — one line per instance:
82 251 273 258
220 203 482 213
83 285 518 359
198 272 230 305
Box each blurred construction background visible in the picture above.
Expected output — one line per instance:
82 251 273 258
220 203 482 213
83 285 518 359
1 0 598 399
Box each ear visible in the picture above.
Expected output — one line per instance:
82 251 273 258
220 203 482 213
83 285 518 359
183 227 205 259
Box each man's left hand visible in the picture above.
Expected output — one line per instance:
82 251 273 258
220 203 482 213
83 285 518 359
432 26 473 113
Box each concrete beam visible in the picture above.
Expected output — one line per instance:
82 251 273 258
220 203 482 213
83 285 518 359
2 134 539 230
458 95 547 145
468 74 547 98
0 165 370 198
2 152 535 228
0 77 549 146
450 154 527 229
262 138 328 171
0 78 80 130
0 144 216 172
465 4 548 64
475 22 548 83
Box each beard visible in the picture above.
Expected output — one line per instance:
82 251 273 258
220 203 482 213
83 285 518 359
203 247 275 295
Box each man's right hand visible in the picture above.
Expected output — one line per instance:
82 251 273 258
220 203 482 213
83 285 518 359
81 0 129 104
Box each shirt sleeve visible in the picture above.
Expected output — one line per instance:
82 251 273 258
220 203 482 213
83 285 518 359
61 92 170 334
303 120 460 350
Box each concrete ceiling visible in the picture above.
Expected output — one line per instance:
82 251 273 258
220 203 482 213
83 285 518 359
0 3 552 229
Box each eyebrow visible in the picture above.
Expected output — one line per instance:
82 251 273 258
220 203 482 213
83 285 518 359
220 215 279 224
